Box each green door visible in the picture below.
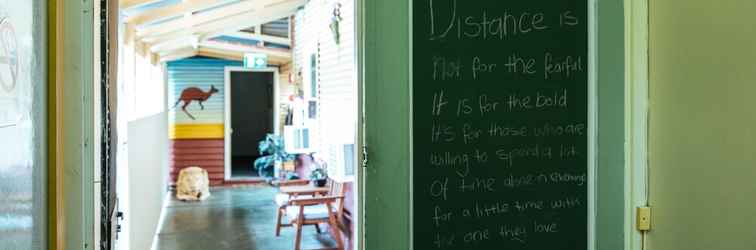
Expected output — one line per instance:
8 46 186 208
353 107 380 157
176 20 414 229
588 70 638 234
648 1 756 249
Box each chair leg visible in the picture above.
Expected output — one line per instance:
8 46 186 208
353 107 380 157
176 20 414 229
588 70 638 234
315 223 322 234
295 224 303 250
276 207 284 236
326 203 344 250
295 206 305 250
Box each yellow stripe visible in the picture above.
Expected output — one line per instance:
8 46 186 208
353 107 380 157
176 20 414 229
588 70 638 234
170 124 225 139
48 0 63 248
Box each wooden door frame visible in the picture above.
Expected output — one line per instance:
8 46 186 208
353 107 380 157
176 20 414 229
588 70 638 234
223 66 280 180
625 0 649 249
48 0 63 248
49 0 97 248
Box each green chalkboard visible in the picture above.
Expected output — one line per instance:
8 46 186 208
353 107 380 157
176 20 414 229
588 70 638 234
412 0 588 249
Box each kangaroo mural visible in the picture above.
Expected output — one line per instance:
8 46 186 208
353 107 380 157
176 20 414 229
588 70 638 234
172 85 219 120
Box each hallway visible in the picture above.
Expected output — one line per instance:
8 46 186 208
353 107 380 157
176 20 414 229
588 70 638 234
154 186 337 250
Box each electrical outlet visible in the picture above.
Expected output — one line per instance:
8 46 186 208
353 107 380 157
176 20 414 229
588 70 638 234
637 206 651 231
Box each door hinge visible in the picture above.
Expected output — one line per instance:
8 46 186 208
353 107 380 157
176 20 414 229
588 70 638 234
637 206 652 231
361 145 368 168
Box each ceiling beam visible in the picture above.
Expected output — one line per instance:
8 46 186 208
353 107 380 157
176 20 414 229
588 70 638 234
150 35 199 53
140 0 303 46
125 0 221 26
198 48 243 61
120 0 159 9
154 38 290 63
197 49 288 66
224 31 291 46
159 48 198 62
199 40 291 59
199 0 303 40
136 0 280 39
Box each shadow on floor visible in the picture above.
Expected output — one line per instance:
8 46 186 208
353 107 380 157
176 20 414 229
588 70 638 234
154 186 336 250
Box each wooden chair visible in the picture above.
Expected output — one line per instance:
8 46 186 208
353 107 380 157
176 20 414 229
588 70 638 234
273 179 311 207
282 179 346 250
274 179 313 236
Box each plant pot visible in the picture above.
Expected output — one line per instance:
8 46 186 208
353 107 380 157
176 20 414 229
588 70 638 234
313 179 327 187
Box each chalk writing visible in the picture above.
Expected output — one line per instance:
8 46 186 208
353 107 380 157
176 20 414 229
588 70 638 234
415 0 587 248
428 0 554 40
472 57 498 79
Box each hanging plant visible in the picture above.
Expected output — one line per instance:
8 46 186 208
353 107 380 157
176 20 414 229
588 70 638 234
329 3 343 45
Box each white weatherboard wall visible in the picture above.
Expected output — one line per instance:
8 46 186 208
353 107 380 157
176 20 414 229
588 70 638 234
127 112 169 250
294 0 357 180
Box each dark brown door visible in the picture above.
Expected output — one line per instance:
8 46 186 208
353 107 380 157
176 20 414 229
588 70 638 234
230 71 274 177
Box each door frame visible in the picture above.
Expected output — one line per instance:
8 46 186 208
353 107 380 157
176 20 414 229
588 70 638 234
355 0 365 249
223 66 280 180
625 0 649 249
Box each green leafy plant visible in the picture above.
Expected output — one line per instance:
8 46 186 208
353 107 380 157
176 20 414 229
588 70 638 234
310 167 328 187
309 155 328 187
253 134 295 177
310 167 327 180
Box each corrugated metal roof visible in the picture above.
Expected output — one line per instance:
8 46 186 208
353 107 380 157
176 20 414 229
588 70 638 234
211 36 262 47
261 18 290 38
211 35 292 50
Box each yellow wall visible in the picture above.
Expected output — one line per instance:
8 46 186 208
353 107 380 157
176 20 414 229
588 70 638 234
169 124 224 139
649 1 756 249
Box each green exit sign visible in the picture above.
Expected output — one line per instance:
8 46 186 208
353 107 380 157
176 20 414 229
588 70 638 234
244 53 268 68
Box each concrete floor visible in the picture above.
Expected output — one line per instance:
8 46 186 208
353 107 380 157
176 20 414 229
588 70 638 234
154 186 337 250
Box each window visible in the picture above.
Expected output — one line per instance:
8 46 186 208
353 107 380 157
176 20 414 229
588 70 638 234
309 54 317 98
284 125 316 153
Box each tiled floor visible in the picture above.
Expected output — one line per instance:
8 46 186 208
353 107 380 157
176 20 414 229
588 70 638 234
154 186 337 250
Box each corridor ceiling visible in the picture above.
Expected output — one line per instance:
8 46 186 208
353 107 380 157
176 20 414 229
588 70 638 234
120 0 305 65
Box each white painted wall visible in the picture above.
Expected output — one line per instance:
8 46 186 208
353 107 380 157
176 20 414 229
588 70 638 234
120 41 166 122
116 18 169 249
125 112 169 250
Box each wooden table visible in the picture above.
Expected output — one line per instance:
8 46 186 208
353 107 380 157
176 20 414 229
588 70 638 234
279 185 330 197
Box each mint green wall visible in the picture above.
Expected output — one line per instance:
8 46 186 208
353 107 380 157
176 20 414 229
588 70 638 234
364 0 625 249
62 0 95 249
364 0 410 249
648 1 756 249
596 0 625 249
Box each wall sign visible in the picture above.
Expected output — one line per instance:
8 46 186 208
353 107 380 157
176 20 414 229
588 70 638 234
244 53 267 68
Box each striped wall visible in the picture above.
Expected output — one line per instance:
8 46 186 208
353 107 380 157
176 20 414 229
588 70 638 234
170 139 225 186
168 57 241 130
167 57 241 185
167 57 293 186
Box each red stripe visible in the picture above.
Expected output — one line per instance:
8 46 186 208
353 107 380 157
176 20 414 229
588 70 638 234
170 138 225 186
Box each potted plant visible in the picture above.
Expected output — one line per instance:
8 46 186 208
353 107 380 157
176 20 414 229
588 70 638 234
309 154 328 187
310 167 328 187
254 134 295 178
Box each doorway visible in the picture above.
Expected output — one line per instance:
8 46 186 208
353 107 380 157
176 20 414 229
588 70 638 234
224 67 279 180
